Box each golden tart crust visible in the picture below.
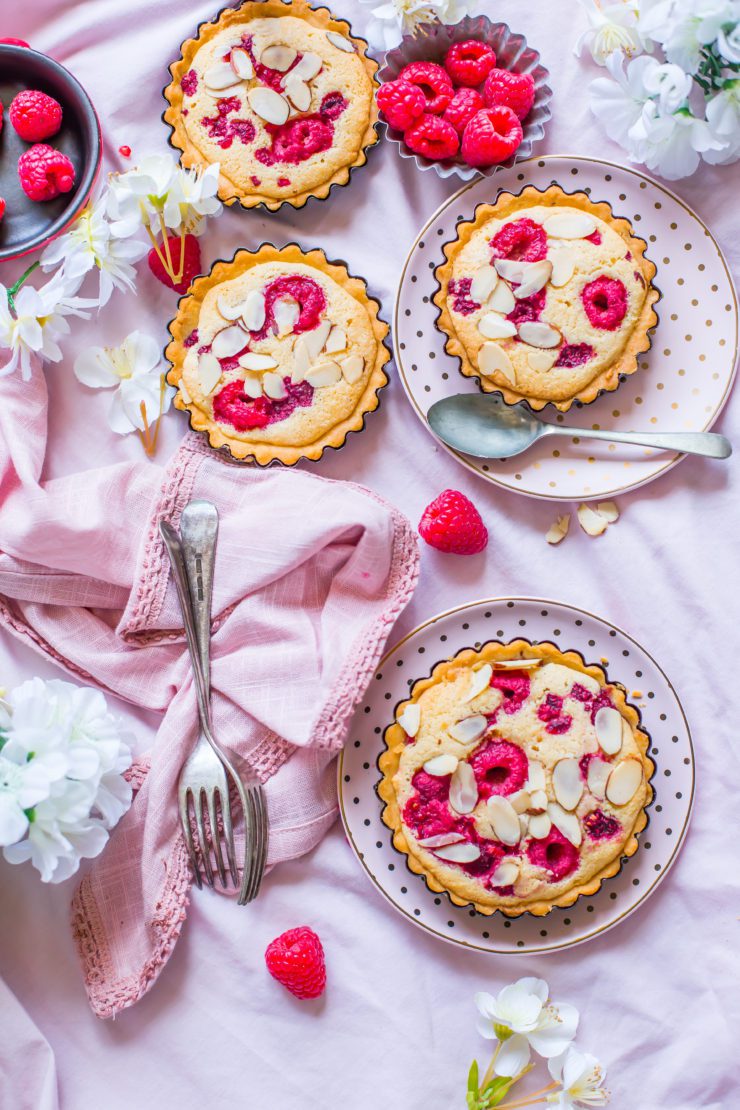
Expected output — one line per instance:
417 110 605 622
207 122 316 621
434 185 660 412
163 0 379 211
165 243 390 466
378 640 654 917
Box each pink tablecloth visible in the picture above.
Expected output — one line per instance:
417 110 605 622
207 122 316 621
1 2 738 1107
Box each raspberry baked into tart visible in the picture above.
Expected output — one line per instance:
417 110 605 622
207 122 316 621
163 0 379 210
378 641 653 916
434 185 660 411
165 244 390 465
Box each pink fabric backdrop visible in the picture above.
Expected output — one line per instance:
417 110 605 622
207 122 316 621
1 1 738 1107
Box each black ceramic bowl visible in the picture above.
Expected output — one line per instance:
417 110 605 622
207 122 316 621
0 44 102 262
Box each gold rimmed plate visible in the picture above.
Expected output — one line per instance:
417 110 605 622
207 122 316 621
338 597 694 955
394 155 738 502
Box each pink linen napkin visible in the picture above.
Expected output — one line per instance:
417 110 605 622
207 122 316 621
0 365 419 1019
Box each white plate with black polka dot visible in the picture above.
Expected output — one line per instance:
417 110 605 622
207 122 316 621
393 154 738 502
338 597 694 954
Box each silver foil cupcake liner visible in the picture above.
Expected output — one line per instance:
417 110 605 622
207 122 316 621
378 15 552 181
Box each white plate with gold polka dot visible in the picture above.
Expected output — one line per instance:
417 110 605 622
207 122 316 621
394 155 738 502
338 597 694 954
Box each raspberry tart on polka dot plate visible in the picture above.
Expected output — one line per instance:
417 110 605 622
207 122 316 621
163 0 379 211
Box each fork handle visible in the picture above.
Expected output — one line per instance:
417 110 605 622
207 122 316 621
179 501 219 703
159 521 212 731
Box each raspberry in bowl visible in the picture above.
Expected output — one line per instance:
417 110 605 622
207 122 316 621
376 15 551 180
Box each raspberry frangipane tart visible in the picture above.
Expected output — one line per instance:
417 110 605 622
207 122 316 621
378 641 653 916
163 0 379 211
165 244 390 465
434 185 659 411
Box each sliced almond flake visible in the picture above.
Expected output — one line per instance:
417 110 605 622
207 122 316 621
605 758 643 805
340 354 364 384
259 44 297 71
597 500 619 523
513 259 553 299
211 325 246 359
306 360 342 388
518 813 530 838
397 702 421 737
528 349 559 373
217 293 246 321
494 258 530 283
490 860 520 887
326 30 355 52
543 211 597 239
546 514 571 545
488 281 516 315
205 61 243 90
449 761 478 814
478 312 517 340
449 715 487 744
230 48 254 80
526 760 546 792
197 352 222 397
528 788 548 813
528 812 552 839
303 319 332 360
239 352 278 372
518 321 562 349
242 289 266 333
262 372 286 400
291 337 311 383
552 758 583 812
547 801 582 847
486 796 520 846
493 657 540 670
587 757 611 799
247 86 289 126
210 86 244 99
179 382 192 405
478 342 516 386
274 297 300 336
417 832 466 848
465 663 492 702
577 503 610 537
284 72 312 112
509 789 531 814
433 842 481 864
594 706 623 755
292 51 322 80
325 326 347 354
550 249 576 287
242 373 263 399
470 266 498 304
423 753 458 776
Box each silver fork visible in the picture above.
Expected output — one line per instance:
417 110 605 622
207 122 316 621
159 503 268 903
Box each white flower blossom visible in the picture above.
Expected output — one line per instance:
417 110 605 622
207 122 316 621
574 0 647 65
0 755 58 847
641 59 692 111
717 18 740 62
40 196 147 307
705 78 740 160
630 100 725 177
359 0 472 52
547 1046 610 1108
107 155 222 239
475 978 579 1079
74 330 172 436
588 53 656 147
0 269 94 380
639 0 740 73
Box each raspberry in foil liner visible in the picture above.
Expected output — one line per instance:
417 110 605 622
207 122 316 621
377 16 552 181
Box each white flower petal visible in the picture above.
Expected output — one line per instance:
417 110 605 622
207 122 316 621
494 1033 531 1078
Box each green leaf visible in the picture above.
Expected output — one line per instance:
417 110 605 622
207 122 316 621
467 1060 479 1095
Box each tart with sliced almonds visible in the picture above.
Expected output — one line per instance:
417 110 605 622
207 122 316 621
433 184 660 412
163 0 379 211
378 640 653 917
165 243 389 464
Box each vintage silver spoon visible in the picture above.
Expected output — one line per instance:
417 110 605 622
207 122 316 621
427 393 732 461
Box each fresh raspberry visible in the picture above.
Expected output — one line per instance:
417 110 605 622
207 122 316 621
119 144 131 158
461 106 523 167
444 40 496 87
527 828 580 881
581 276 628 331
0 198 5 222
265 927 326 1000
404 113 459 161
147 233 201 294
9 89 63 142
17 144 75 202
398 61 453 115
469 739 529 800
490 217 547 263
443 87 484 135
418 489 487 555
555 343 594 368
376 78 425 131
483 68 535 121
